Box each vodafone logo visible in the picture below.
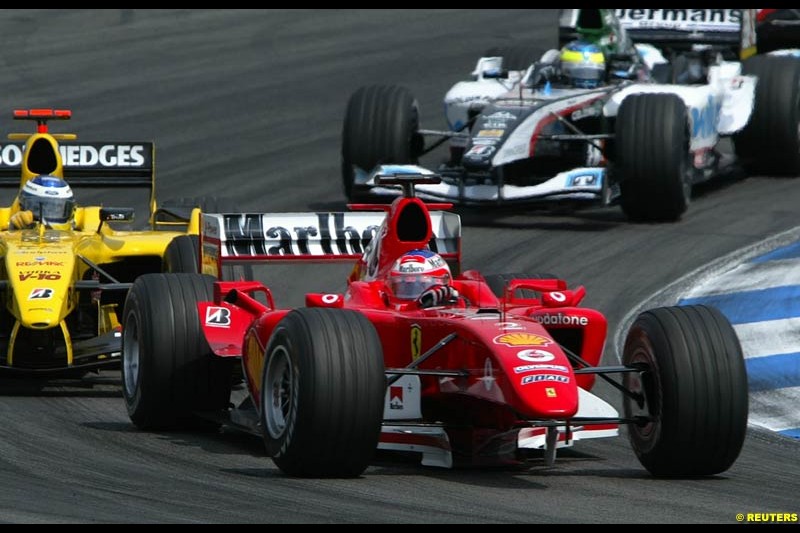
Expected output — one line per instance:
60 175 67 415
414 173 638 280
533 313 588 326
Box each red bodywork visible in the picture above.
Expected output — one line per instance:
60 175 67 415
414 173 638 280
198 192 612 466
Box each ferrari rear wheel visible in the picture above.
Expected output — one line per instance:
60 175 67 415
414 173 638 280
617 93 692 222
122 273 233 429
261 307 385 478
622 304 748 476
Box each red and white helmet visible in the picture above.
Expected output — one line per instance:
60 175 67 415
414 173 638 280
389 249 451 300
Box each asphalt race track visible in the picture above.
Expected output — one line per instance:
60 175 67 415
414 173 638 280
0 9 798 524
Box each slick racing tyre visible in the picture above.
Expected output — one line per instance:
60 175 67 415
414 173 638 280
617 93 692 222
261 307 385 478
733 54 800 175
163 234 199 274
122 273 233 429
622 305 748 477
341 84 423 201
160 197 252 281
483 272 558 300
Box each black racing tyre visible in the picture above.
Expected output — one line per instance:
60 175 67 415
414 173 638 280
261 308 385 478
622 305 748 477
484 45 544 71
483 272 558 300
341 84 423 200
163 234 199 273
617 93 692 222
122 273 234 429
160 196 254 280
733 55 800 175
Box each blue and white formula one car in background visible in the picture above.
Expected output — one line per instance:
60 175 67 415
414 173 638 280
342 9 800 222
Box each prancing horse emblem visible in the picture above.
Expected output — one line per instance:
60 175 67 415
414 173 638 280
411 324 421 360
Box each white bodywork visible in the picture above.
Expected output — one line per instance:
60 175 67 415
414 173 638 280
359 165 608 206
444 66 523 134
444 50 757 165
604 62 756 152
517 388 619 450
378 384 619 469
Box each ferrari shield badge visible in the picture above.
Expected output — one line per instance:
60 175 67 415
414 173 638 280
410 324 422 360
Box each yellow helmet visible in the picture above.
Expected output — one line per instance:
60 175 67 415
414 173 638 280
560 40 606 88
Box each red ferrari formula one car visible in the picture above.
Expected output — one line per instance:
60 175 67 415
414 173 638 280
121 166 748 478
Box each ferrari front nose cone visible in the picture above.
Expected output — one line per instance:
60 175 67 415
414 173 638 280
516 376 579 418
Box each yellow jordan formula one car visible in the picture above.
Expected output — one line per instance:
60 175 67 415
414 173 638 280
0 109 220 375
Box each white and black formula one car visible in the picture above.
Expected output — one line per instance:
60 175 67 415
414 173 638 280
342 9 800 222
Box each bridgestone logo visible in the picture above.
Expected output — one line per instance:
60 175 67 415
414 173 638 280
533 314 588 326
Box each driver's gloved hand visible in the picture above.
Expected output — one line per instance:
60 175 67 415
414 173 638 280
9 210 34 229
418 285 459 309
530 64 557 87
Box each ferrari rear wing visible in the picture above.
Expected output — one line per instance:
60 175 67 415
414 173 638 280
0 141 154 187
201 211 461 274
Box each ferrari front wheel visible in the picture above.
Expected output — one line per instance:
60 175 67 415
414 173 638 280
122 273 233 429
261 307 385 478
622 304 748 476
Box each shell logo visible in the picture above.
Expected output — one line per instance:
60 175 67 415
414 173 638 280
493 333 551 347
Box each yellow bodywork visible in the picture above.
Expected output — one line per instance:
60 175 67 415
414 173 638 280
0 206 201 369
0 109 204 371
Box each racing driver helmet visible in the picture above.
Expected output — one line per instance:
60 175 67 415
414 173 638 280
389 249 452 300
560 40 606 88
19 174 76 230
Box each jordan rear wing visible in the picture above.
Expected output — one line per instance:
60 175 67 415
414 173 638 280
0 141 154 187
201 211 462 277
